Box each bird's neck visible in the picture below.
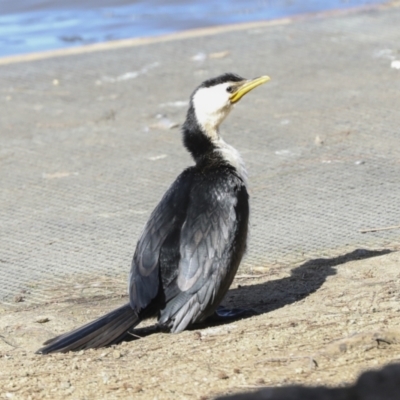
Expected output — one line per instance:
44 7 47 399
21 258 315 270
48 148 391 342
182 109 247 184
182 117 215 162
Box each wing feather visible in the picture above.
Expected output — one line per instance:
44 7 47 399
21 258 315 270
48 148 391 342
162 173 248 332
129 171 192 311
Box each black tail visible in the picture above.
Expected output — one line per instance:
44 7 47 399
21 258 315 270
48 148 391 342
36 303 140 354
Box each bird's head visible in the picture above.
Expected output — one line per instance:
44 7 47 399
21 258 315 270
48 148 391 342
190 72 270 139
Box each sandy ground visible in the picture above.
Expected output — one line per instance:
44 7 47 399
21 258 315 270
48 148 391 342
1 244 399 399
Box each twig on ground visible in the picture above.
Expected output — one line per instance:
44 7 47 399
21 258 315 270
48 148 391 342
235 273 271 279
359 225 400 233
255 355 318 369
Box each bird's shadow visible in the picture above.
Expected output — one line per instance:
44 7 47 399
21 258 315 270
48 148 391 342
220 248 391 316
125 248 392 340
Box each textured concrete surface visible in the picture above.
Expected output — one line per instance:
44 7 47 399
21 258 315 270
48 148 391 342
1 5 399 303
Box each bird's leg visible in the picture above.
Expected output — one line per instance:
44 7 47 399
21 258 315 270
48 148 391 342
125 324 161 341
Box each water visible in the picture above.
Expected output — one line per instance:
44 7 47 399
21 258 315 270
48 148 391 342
0 0 386 57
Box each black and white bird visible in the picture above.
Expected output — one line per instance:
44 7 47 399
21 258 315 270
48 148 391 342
37 72 270 354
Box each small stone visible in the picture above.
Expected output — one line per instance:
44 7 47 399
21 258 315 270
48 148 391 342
391 60 400 69
36 317 50 324
217 371 229 380
52 79 60 86
193 331 202 340
233 368 241 374
315 135 324 146
112 350 121 359
256 378 265 385
132 385 143 393
60 381 71 389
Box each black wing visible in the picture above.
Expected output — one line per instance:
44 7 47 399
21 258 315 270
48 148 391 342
129 171 192 311
159 172 249 332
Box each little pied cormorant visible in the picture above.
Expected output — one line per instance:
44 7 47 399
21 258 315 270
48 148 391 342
37 73 270 354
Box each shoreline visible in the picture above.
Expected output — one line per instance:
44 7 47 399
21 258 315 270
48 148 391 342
0 3 391 66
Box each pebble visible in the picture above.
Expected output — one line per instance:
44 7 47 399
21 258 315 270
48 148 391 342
295 368 304 374
36 317 50 324
14 295 24 303
132 385 143 393
113 350 121 359
60 381 71 389
233 368 241 374
391 60 400 69
193 331 202 340
217 371 229 380
315 135 324 146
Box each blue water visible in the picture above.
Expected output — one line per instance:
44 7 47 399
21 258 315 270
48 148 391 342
0 0 386 57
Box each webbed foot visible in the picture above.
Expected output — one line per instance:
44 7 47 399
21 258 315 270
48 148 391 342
206 305 259 322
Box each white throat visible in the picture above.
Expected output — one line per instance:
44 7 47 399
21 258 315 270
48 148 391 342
192 83 233 141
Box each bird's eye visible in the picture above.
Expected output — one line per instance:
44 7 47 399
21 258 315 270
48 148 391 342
226 86 234 93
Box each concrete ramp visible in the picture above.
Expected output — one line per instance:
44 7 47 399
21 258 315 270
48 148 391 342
1 6 399 304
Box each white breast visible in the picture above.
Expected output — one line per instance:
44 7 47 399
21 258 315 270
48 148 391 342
215 138 248 185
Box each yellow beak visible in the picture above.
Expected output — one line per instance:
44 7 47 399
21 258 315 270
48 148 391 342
229 75 270 104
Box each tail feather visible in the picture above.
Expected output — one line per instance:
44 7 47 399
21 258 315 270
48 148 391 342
36 303 140 354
